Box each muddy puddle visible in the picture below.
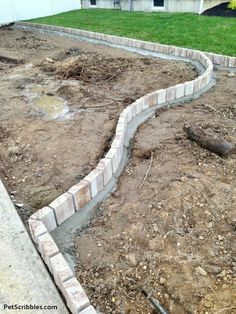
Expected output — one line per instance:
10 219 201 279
24 85 70 120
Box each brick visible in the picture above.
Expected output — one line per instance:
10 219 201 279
143 42 155 51
49 193 75 226
148 92 158 107
205 69 212 85
121 106 133 124
162 45 170 54
50 253 74 290
221 56 229 67
186 49 193 59
142 96 149 111
193 77 202 92
132 40 144 49
206 59 213 72
228 57 235 68
179 48 187 58
173 47 180 57
175 83 185 99
166 86 176 102
199 53 208 68
80 305 97 314
156 44 164 53
157 89 167 106
131 99 143 118
84 169 104 198
168 46 176 56
28 219 47 243
116 121 126 136
30 206 57 232
213 54 222 65
184 81 194 96
105 147 121 174
96 158 113 186
118 114 127 128
112 134 124 151
68 180 91 211
38 233 59 271
192 50 201 61
62 278 90 314
152 43 161 53
111 136 124 164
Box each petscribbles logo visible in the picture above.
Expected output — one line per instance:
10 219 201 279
3 304 58 311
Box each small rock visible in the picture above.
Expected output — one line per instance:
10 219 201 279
14 203 24 208
196 266 207 276
125 253 137 266
160 277 166 285
45 57 54 63
227 72 235 77
218 235 223 241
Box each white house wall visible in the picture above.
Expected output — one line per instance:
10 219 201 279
0 0 81 25
82 0 229 13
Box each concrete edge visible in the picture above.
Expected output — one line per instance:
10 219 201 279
14 22 235 314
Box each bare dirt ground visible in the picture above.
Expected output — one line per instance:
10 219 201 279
75 71 236 314
0 27 196 223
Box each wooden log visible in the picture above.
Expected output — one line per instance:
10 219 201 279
184 124 235 157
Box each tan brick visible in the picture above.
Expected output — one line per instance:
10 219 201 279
28 219 47 244
84 169 104 198
193 77 202 92
213 54 222 65
130 99 143 118
157 89 167 106
166 86 176 102
121 107 133 124
143 42 155 51
49 193 75 226
228 57 235 67
30 206 57 232
179 48 187 58
105 147 121 174
38 233 59 271
221 56 229 67
185 81 194 96
175 83 185 99
111 135 124 163
50 253 74 290
62 278 90 314
141 96 149 111
118 114 127 128
68 180 91 211
192 50 201 61
96 158 113 186
116 121 126 136
148 92 158 107
186 49 193 59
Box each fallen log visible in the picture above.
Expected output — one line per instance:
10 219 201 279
184 124 235 157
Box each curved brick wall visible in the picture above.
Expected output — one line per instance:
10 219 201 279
17 22 235 314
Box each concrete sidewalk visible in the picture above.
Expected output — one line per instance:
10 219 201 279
0 180 69 314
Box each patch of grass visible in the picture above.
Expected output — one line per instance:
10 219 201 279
29 9 236 56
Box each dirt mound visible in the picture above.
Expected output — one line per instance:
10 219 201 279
40 52 133 84
202 2 236 18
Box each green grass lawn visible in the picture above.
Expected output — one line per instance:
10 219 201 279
29 9 236 56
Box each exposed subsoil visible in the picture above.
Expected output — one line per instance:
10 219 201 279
203 2 236 18
0 27 197 223
75 71 236 314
